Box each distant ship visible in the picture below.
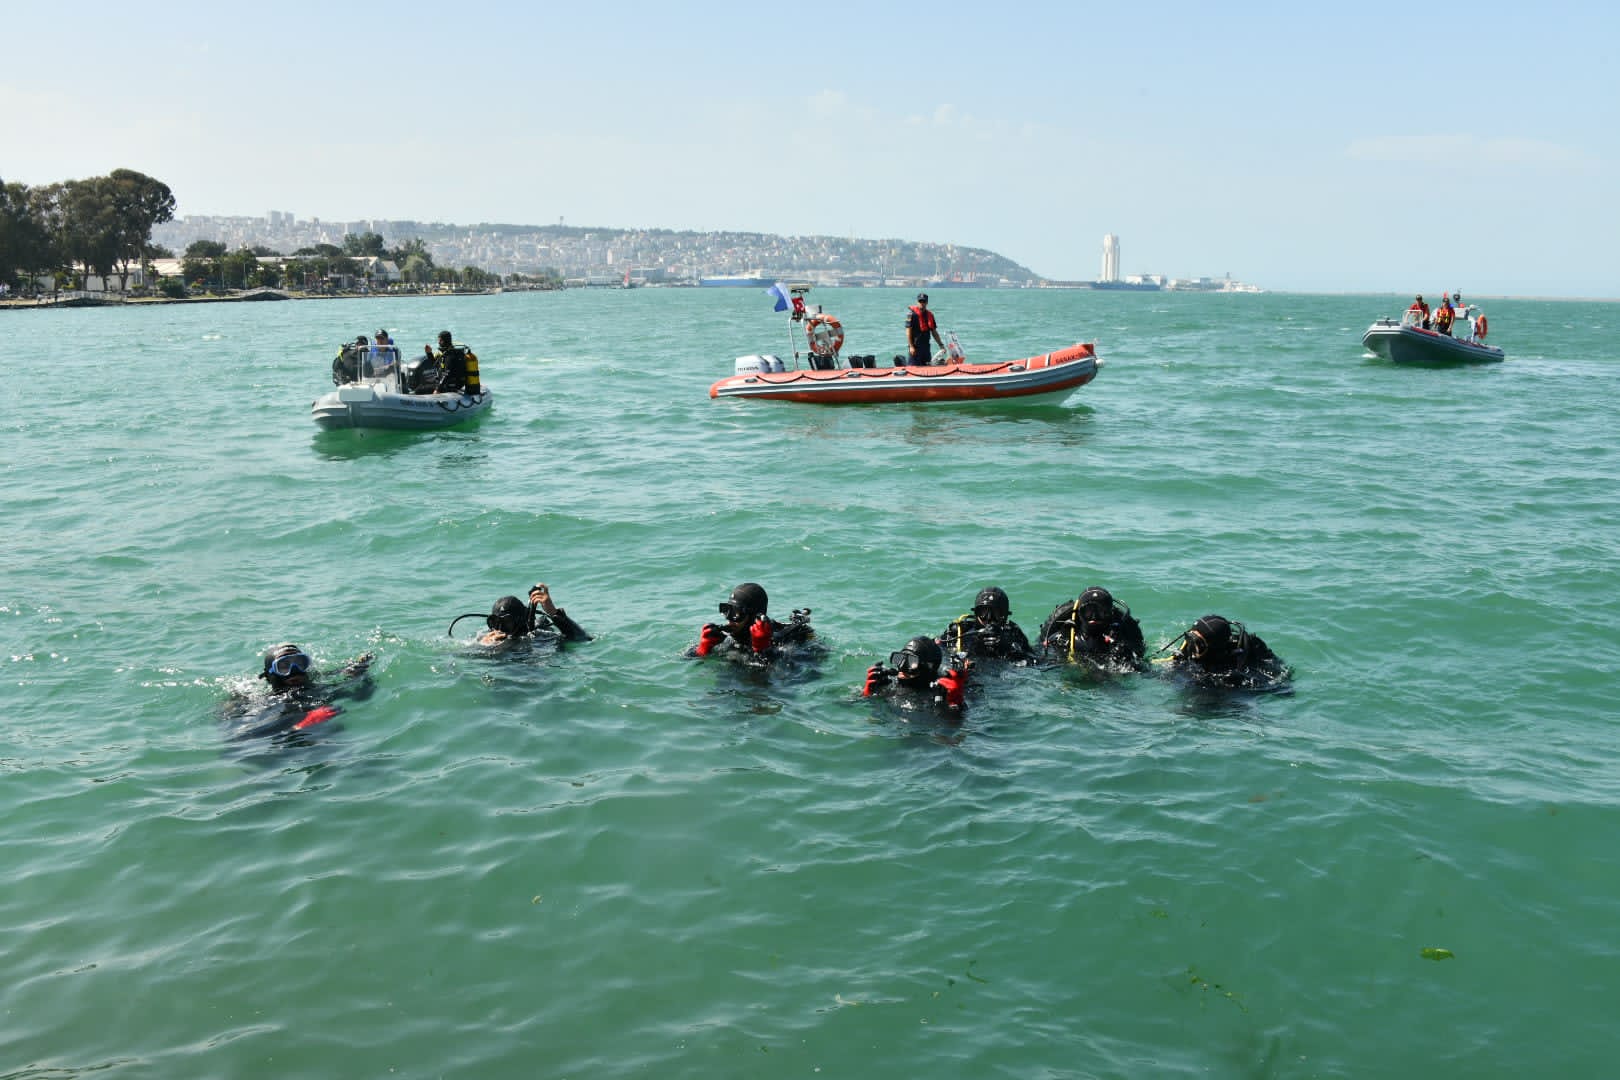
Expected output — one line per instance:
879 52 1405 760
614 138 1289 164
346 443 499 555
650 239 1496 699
700 275 775 288
1088 280 1161 291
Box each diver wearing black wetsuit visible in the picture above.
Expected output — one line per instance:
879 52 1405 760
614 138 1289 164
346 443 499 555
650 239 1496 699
937 586 1036 663
863 635 967 718
1167 614 1289 690
221 643 374 742
692 582 815 663
1038 586 1147 670
460 583 591 647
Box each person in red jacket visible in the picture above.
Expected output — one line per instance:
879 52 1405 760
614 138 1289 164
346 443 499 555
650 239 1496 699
906 293 945 365
1407 294 1430 329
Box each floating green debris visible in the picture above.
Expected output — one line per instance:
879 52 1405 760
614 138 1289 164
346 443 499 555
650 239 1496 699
1421 947 1454 961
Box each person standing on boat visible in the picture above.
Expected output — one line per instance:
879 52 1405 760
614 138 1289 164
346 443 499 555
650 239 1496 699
1408 295 1430 329
937 586 1037 663
906 293 945 366
430 330 481 395
1434 295 1455 337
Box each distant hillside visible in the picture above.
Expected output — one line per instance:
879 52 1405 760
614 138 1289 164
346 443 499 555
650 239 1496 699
152 215 1041 285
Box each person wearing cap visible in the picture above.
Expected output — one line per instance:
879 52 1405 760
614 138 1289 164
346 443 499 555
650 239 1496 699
906 293 945 366
692 582 816 663
1165 615 1289 690
368 328 398 379
937 586 1036 663
220 643 375 742
1038 586 1146 670
1407 294 1430 330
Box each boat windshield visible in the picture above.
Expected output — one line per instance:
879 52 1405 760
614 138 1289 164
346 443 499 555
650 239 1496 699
1400 309 1425 328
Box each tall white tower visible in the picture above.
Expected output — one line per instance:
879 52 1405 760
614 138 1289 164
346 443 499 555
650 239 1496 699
1101 234 1120 283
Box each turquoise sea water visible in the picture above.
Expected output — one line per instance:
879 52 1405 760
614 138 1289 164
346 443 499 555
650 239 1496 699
4 288 1618 1078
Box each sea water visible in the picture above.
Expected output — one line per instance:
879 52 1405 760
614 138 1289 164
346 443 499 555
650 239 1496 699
4 288 1618 1078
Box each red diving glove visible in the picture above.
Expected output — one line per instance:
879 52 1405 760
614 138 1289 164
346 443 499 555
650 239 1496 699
863 664 888 697
696 623 725 657
749 617 774 654
936 669 965 709
295 705 342 730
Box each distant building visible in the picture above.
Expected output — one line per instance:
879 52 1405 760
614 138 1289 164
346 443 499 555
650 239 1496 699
1101 234 1120 283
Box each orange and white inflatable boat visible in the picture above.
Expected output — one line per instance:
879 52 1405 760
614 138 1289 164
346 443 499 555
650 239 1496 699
710 342 1103 404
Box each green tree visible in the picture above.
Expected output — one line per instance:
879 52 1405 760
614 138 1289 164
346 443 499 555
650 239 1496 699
58 177 122 289
343 231 387 257
106 168 175 290
1 180 60 293
182 239 227 291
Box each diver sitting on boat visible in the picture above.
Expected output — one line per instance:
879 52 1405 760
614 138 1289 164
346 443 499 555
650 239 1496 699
427 330 481 396
333 336 368 385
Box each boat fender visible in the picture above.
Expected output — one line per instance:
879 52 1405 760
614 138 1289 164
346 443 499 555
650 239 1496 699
805 313 844 357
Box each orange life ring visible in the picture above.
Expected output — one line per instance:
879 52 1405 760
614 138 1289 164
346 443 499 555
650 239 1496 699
805 313 845 356
1475 314 1488 339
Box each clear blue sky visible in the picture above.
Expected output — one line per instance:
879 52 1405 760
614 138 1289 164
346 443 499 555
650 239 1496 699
6 0 1617 296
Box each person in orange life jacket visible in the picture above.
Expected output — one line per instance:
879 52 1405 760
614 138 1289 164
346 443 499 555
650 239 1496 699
1408 294 1430 329
469 583 591 647
863 635 968 717
938 586 1037 663
906 293 945 365
221 643 374 742
693 582 815 661
1038 586 1147 670
1434 294 1455 336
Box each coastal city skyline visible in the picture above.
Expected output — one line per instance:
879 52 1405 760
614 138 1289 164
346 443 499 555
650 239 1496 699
4 2 1616 298
150 212 1255 291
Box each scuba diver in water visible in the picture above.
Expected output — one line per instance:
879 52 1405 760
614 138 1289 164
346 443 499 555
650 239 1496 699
1163 614 1290 690
863 635 968 718
692 582 815 664
1038 586 1147 671
450 583 591 647
937 586 1036 663
221 643 375 743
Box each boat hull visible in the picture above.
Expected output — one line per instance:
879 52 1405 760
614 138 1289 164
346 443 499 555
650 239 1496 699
311 385 493 430
1362 322 1503 364
709 344 1102 404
